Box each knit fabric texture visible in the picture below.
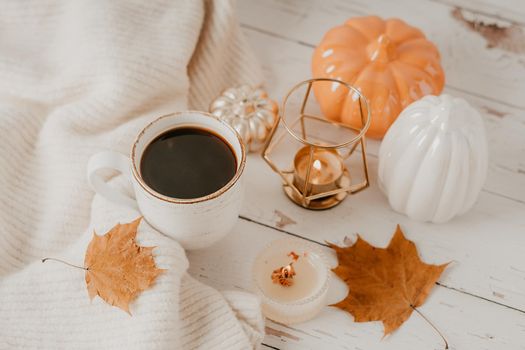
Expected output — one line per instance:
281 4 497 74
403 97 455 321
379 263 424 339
0 1 265 349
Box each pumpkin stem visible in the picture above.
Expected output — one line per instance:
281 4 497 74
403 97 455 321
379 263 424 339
368 34 397 62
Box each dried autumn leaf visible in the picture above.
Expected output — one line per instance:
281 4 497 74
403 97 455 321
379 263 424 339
329 225 449 336
84 217 164 314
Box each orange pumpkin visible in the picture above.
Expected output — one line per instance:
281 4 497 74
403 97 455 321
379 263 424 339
312 16 445 139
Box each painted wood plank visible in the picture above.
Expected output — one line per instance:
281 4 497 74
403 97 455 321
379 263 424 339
431 0 525 25
188 219 525 350
239 148 525 311
240 26 525 204
214 1 525 348
237 0 525 109
234 8 525 312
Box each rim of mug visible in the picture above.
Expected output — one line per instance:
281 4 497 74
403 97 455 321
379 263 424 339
130 111 246 204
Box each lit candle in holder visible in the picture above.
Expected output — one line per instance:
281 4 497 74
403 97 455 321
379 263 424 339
293 146 344 196
252 238 330 324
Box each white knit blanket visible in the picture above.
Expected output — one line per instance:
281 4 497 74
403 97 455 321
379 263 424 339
0 1 265 349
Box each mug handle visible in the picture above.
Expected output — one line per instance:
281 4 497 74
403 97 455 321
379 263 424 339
87 151 139 210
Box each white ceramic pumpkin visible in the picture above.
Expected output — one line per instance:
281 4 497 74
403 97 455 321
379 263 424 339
378 94 488 223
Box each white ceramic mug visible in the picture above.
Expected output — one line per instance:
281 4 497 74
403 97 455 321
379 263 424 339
87 111 246 250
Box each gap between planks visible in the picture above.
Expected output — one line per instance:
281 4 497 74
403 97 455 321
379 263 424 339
239 23 525 112
238 215 525 316
235 83 525 208
238 25 525 207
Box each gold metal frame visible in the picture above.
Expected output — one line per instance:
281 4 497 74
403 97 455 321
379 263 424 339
262 78 371 210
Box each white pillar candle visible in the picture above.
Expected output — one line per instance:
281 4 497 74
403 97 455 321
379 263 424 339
252 238 330 324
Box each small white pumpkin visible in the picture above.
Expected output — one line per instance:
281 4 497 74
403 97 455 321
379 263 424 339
378 94 488 223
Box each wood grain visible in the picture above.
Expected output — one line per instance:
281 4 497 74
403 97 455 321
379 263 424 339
239 26 525 204
188 219 525 350
187 0 525 348
431 0 525 25
240 151 525 308
237 0 525 108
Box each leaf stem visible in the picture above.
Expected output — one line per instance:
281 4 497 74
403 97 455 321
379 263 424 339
42 258 88 271
411 305 449 349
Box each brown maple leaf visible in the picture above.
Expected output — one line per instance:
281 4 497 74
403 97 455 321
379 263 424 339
84 217 164 314
329 225 449 336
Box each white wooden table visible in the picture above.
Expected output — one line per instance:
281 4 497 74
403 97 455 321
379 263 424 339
189 1 525 349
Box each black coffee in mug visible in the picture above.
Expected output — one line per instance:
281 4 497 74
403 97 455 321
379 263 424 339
140 127 237 199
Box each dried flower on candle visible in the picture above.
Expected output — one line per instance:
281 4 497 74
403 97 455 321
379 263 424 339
271 264 296 287
271 251 300 287
288 251 299 261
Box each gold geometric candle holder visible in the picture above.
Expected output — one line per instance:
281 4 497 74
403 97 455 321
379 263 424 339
262 78 371 210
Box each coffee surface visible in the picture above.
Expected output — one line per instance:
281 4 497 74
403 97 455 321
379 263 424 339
140 127 237 199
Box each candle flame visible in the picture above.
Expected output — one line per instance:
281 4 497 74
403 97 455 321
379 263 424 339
313 159 322 171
